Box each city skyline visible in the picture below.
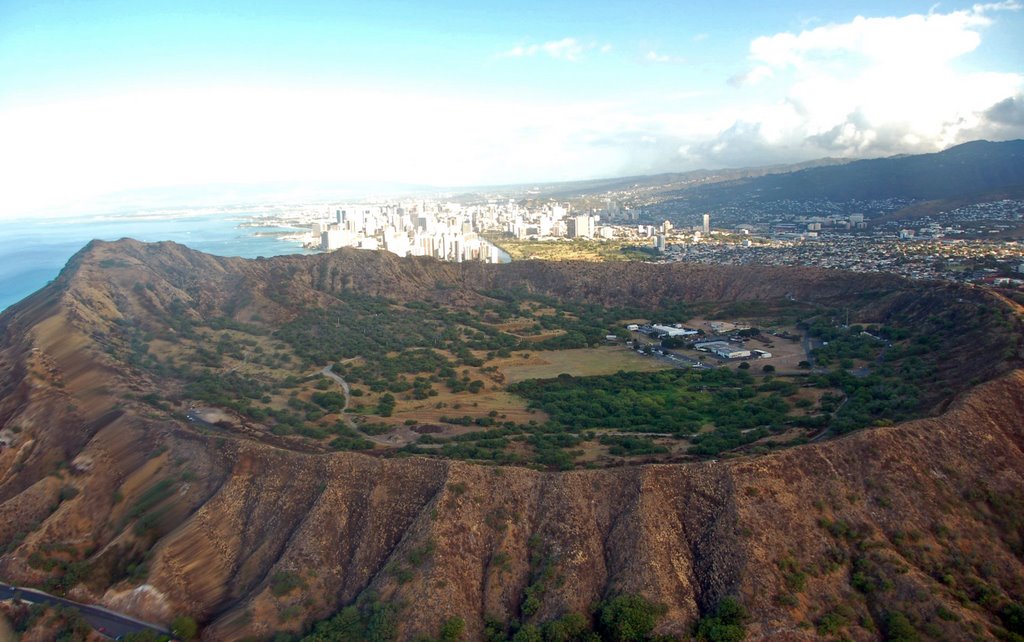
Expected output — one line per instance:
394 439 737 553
1 0 1023 219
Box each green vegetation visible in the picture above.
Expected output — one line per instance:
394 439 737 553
122 632 173 641
294 592 670 642
811 512 1024 641
509 368 801 457
882 611 920 642
26 542 92 594
171 615 199 641
596 594 669 641
485 236 656 263
124 478 177 537
693 597 748 642
815 605 856 636
6 603 100 641
113 261 1020 469
270 570 305 596
298 596 397 642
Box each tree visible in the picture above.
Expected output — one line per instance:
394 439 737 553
761 365 775 373
882 611 920 642
1000 602 1024 634
738 362 751 370
597 594 666 642
512 624 543 642
439 616 465 642
377 393 396 417
695 597 748 642
171 615 198 641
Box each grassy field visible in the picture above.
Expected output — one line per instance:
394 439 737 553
387 389 545 427
487 236 656 262
495 345 671 383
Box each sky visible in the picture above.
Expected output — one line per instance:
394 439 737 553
0 0 1022 218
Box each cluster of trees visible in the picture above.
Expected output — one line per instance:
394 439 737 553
292 590 737 641
511 369 792 442
277 294 529 368
296 596 398 642
599 434 668 457
6 603 93 640
804 320 882 367
808 369 920 434
184 370 275 412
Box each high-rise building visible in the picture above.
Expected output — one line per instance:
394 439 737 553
567 214 594 238
322 229 352 251
702 213 710 234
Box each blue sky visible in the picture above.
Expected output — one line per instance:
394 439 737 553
1 0 1022 216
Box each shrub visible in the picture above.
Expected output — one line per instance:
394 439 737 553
171 615 198 640
597 594 667 642
270 570 303 597
882 611 920 642
695 596 748 642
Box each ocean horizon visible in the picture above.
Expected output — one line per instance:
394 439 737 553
0 212 315 313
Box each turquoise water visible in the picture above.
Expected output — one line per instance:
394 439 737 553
0 213 314 313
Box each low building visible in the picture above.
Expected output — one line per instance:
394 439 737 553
752 349 772 358
709 321 751 333
694 340 731 352
651 324 697 337
714 347 751 359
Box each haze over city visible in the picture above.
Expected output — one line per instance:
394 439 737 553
1 0 1023 218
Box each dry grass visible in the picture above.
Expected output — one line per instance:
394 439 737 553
495 345 671 384
389 389 544 426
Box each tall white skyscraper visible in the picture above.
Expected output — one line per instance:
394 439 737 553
702 213 710 234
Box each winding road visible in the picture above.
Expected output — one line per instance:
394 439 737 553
320 365 418 447
0 583 169 639
319 365 350 401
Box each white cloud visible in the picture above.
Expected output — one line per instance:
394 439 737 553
644 50 684 64
706 3 1024 164
503 38 591 62
728 65 774 87
2 7 1022 217
0 88 650 216
748 11 988 68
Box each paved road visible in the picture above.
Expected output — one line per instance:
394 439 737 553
320 365 414 447
0 583 169 639
809 395 849 443
184 409 220 431
320 365 351 405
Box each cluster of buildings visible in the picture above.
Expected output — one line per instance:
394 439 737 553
627 322 772 361
260 191 1021 283
294 198 658 262
656 235 1024 284
307 202 505 263
640 196 915 232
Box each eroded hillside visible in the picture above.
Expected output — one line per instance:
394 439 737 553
0 240 1022 641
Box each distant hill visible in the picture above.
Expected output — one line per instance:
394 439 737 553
464 157 853 203
671 139 1024 206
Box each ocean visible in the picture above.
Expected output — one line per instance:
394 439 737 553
0 212 315 313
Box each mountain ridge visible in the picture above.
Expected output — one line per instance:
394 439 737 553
662 139 1024 211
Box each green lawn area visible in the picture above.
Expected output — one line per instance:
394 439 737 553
497 345 671 383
